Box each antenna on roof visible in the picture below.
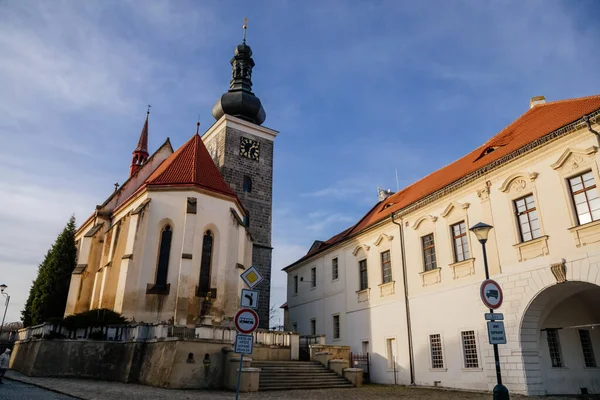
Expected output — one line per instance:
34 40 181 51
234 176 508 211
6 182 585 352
395 168 399 191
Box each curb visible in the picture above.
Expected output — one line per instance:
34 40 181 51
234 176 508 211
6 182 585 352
4 375 84 399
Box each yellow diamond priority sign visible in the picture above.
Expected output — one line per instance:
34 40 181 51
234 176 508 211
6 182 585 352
241 266 264 289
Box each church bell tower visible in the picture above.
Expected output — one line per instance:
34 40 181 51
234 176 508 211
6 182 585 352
202 22 277 328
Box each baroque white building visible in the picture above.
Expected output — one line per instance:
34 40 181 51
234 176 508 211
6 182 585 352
65 36 277 328
285 95 600 396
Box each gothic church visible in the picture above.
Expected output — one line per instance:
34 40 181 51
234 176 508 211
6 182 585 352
65 36 276 328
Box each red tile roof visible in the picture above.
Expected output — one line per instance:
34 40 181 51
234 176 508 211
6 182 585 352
146 133 237 198
290 94 600 268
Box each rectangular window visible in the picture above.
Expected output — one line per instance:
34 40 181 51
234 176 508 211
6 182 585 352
386 338 396 369
430 334 444 369
461 330 479 368
381 250 392 284
422 234 437 271
293 275 298 294
332 257 339 280
310 267 316 288
569 171 600 225
514 195 542 242
452 222 470 262
361 340 370 354
292 323 297 333
579 329 597 368
359 259 369 290
333 315 340 340
546 329 563 368
310 319 316 335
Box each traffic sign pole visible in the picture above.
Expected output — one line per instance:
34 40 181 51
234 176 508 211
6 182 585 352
235 353 244 400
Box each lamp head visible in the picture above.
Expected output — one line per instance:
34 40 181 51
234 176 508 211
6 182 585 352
0 284 6 293
470 222 493 244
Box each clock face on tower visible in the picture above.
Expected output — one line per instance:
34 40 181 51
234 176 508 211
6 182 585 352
240 137 260 161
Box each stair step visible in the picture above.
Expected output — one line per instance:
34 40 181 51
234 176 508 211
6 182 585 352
259 384 354 391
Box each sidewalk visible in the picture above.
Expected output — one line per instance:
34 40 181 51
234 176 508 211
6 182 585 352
5 371 578 400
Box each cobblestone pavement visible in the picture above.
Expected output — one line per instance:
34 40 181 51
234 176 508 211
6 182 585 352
0 379 76 399
5 371 579 400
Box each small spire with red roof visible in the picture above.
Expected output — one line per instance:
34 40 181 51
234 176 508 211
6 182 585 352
130 105 151 176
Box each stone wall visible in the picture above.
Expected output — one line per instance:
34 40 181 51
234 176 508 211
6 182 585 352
309 344 351 361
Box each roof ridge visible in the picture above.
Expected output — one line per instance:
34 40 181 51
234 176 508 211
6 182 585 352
543 94 600 106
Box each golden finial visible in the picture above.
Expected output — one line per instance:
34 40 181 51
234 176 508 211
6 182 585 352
242 18 248 44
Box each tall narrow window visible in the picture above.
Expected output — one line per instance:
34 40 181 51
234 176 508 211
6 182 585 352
310 319 316 335
451 222 470 262
461 330 479 368
569 171 600 225
359 259 368 290
422 234 437 271
293 275 298 294
243 175 252 193
546 329 563 368
386 338 396 369
332 315 340 340
430 334 444 369
579 329 597 368
244 211 250 227
199 231 213 295
514 195 541 242
310 267 316 288
361 340 370 354
111 224 121 257
292 323 297 333
381 250 392 283
332 257 339 281
156 225 172 287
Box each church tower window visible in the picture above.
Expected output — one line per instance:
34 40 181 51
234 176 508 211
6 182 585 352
243 175 252 193
199 231 213 295
155 225 172 287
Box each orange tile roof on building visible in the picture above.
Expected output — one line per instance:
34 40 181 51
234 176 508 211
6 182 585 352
146 133 237 198
288 94 600 269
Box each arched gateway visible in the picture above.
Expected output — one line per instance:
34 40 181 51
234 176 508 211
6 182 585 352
494 260 600 396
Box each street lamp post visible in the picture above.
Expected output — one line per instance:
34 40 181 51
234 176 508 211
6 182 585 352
469 223 510 400
0 285 10 341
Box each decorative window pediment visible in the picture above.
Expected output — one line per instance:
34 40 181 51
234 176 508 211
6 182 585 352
412 215 438 230
551 146 598 171
441 202 470 218
498 172 539 193
352 244 370 256
374 233 394 246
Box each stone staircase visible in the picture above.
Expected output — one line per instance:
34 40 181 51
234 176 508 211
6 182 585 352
253 360 354 391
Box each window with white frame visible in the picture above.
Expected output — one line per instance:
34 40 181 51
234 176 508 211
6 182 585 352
461 330 479 368
310 319 316 335
514 194 542 242
386 338 396 369
546 329 563 368
579 329 596 368
359 259 368 290
361 340 370 354
422 233 437 271
381 250 392 283
293 275 298 294
332 257 339 280
310 267 316 288
569 171 600 225
332 315 340 340
429 334 444 369
451 221 470 262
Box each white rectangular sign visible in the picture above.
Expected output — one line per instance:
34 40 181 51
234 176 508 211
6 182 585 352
234 334 254 355
485 313 504 321
240 266 264 289
487 321 507 344
240 289 259 310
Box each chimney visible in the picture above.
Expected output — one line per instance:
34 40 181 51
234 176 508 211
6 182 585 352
378 187 395 202
529 96 546 109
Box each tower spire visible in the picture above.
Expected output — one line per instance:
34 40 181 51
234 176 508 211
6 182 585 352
130 106 151 176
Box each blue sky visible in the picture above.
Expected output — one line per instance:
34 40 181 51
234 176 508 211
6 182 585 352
1 0 599 325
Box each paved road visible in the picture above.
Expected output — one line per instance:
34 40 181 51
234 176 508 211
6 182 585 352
0 379 77 399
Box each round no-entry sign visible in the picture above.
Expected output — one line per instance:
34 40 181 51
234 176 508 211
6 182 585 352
234 308 259 334
480 279 503 309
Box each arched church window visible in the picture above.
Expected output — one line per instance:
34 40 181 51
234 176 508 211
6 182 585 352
156 225 172 287
243 176 252 193
199 230 213 295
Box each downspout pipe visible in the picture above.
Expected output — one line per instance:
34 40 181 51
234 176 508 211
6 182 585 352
583 114 599 137
392 213 415 385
